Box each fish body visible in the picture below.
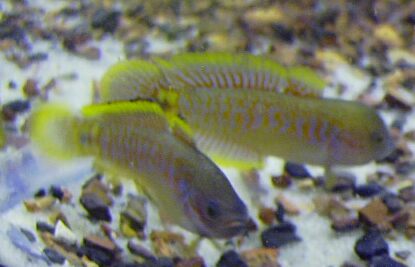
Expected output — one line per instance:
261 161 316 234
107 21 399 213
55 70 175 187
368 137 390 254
99 52 325 103
29 101 250 238
173 89 394 168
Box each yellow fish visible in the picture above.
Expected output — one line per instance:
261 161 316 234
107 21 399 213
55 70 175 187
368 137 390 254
100 52 326 103
29 101 250 238
165 88 394 170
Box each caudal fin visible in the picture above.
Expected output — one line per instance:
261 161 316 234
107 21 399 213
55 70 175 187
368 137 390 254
29 104 82 160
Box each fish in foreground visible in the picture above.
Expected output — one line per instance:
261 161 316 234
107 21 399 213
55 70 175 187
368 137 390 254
29 101 250 238
99 52 326 103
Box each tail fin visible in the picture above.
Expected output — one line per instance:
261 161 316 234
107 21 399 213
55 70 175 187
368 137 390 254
29 104 82 160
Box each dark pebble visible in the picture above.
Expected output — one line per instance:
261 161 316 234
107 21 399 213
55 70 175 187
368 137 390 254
381 193 403 213
275 202 285 222
404 13 415 25
34 188 47 198
20 228 36 242
36 221 55 234
80 194 112 222
354 230 389 261
216 250 248 267
271 23 294 43
28 52 48 62
284 162 310 179
369 255 407 267
43 247 65 265
398 186 415 202
354 182 384 198
62 26 91 51
49 185 64 201
2 100 31 120
395 162 415 176
261 221 301 248
378 148 403 163
8 80 17 89
145 258 175 267
330 173 356 193
391 117 406 131
79 246 114 266
91 8 121 33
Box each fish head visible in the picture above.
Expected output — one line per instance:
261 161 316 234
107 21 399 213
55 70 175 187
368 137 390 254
178 155 251 238
332 105 394 165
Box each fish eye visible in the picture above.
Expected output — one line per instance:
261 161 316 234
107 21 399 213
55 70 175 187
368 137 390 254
370 131 384 144
206 200 221 219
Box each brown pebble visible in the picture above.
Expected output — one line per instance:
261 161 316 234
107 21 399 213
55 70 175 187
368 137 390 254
331 214 360 232
24 196 56 212
176 256 206 267
358 198 392 231
258 207 276 225
150 230 192 258
240 248 280 267
82 175 113 206
22 78 40 97
84 235 117 253
271 174 292 188
275 195 300 215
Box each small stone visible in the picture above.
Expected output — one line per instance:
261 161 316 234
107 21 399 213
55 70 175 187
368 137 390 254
369 255 407 267
91 8 121 33
331 214 360 232
20 228 36 242
2 100 31 121
284 162 310 179
354 182 384 198
258 207 276 225
34 188 47 198
84 235 117 253
275 202 285 222
80 193 112 222
340 261 364 267
271 23 294 43
216 250 248 267
22 78 40 97
275 195 300 215
120 195 147 238
36 221 55 234
55 220 77 245
271 174 292 188
127 239 156 261
384 89 414 111
381 194 403 213
373 24 403 47
354 230 389 261
150 231 191 258
329 172 356 193
261 221 301 248
398 186 415 202
24 196 56 212
43 247 66 265
176 257 205 267
240 248 280 267
395 250 411 261
49 185 64 201
358 198 392 231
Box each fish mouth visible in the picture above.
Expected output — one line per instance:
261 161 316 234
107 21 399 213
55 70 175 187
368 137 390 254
220 217 257 238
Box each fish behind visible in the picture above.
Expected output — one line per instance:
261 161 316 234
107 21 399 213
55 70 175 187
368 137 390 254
29 101 250 238
163 88 394 170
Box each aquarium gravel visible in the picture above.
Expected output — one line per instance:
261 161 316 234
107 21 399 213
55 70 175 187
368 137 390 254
1 0 415 267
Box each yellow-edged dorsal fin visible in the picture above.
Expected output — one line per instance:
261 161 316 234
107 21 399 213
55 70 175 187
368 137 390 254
100 59 166 102
286 66 326 97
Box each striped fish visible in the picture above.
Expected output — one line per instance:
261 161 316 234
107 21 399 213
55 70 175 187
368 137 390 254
29 101 250 238
99 52 326 103
168 88 394 169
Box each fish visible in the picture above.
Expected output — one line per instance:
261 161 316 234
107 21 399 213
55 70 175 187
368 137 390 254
99 52 326 103
163 88 394 170
29 101 250 238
